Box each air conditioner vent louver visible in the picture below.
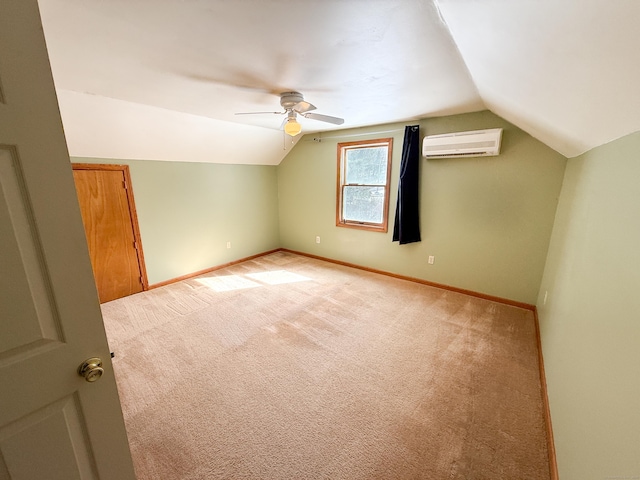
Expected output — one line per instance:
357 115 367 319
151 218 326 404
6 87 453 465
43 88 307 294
425 151 491 158
422 128 503 159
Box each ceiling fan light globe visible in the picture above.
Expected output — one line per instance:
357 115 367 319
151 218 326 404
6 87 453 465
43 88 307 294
284 119 302 136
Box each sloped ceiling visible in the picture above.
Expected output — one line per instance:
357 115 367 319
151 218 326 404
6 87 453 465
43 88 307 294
437 0 640 159
38 0 640 165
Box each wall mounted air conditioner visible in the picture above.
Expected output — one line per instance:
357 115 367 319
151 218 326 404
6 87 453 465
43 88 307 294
422 128 503 159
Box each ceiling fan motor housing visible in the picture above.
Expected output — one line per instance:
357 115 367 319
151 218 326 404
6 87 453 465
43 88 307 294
280 92 305 110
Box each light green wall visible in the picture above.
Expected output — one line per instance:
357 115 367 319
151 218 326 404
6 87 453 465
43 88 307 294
72 157 280 285
277 111 566 304
537 132 640 479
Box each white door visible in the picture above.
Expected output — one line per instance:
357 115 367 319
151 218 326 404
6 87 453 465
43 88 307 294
0 1 136 479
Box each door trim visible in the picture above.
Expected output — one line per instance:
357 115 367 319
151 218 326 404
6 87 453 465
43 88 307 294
72 163 149 293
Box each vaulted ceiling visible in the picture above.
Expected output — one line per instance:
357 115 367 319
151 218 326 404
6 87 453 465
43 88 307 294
38 0 640 165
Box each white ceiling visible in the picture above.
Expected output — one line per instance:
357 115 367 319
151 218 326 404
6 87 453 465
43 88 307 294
38 0 640 165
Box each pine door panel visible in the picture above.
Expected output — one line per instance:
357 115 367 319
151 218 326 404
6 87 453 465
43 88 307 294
73 166 147 303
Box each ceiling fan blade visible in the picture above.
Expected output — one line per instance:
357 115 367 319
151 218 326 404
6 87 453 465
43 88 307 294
292 101 316 114
302 112 344 125
234 111 284 116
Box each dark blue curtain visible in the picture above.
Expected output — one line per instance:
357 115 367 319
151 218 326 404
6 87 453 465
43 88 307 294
392 125 421 244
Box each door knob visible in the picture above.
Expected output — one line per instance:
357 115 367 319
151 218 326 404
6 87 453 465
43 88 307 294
78 357 104 382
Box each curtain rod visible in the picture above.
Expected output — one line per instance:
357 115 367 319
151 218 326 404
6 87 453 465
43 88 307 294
306 127 414 142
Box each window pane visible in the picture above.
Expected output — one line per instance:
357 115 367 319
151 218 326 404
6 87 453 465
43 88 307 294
343 186 385 224
345 147 388 185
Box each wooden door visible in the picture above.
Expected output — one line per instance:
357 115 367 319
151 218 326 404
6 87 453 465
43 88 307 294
73 164 148 303
0 1 136 479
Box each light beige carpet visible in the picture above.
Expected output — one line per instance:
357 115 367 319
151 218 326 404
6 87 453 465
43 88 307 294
102 251 551 479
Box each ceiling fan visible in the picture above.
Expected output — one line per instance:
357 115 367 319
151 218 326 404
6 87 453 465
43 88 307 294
235 92 344 136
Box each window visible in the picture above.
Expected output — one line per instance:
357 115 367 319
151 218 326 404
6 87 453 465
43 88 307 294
336 138 393 232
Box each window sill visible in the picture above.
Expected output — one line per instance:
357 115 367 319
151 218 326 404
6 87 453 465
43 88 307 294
336 221 388 233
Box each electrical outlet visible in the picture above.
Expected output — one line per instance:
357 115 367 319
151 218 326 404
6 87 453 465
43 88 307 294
226 241 231 249
428 255 435 265
315 236 321 244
